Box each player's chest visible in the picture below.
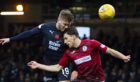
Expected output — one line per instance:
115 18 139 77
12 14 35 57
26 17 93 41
44 29 61 38
69 45 94 65
69 45 93 60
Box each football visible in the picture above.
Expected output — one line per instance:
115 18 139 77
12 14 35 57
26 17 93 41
98 4 115 20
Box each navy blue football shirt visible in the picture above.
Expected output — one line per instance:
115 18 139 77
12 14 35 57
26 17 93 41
10 22 68 65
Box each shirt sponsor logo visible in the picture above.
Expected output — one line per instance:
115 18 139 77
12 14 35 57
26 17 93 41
74 55 91 65
49 41 61 51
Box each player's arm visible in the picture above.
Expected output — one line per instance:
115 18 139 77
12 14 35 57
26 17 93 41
0 24 43 45
71 70 78 81
0 29 36 45
70 62 78 81
0 38 10 45
27 51 69 72
27 61 63 72
105 47 131 62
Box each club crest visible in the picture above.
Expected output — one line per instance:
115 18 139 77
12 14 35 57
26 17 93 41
82 46 87 51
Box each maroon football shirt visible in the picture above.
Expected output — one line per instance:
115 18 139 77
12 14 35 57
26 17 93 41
59 39 107 81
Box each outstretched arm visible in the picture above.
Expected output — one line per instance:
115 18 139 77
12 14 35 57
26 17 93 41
0 27 41 45
10 27 40 41
106 47 131 62
27 61 63 72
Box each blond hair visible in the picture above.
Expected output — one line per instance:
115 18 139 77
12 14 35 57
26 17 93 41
58 9 74 22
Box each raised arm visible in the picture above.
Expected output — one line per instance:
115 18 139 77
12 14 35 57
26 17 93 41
0 26 41 45
106 47 131 62
27 61 63 72
10 27 41 41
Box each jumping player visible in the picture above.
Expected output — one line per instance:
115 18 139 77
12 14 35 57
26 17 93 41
0 9 74 82
27 26 131 82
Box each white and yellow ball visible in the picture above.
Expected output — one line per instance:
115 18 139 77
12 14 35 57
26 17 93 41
98 4 115 20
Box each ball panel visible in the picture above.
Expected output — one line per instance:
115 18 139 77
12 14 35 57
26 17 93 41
98 4 115 20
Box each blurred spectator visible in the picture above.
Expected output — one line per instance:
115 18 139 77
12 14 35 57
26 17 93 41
82 34 88 40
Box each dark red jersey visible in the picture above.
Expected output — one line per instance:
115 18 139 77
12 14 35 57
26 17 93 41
59 39 107 81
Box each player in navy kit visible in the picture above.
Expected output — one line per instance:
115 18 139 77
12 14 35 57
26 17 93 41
0 9 74 82
27 26 131 82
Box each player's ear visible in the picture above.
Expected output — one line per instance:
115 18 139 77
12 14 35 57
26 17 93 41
57 18 60 22
73 35 76 40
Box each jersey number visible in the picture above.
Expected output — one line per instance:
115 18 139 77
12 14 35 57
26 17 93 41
62 67 69 77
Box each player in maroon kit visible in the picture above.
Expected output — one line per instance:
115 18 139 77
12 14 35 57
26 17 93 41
27 26 131 82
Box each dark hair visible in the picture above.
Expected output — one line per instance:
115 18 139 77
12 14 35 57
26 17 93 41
63 26 79 37
58 9 74 22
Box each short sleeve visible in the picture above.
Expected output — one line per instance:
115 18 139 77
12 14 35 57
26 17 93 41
91 40 107 52
58 51 70 67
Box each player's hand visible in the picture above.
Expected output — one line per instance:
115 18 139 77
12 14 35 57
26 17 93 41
27 61 39 69
71 70 78 81
0 38 10 45
123 55 131 63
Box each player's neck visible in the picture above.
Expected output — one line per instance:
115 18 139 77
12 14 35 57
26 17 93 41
73 38 81 48
56 23 59 30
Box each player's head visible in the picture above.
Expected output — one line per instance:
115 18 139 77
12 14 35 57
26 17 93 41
63 26 79 48
57 9 74 32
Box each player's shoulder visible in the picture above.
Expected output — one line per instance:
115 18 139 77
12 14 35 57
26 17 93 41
38 22 56 29
82 39 101 46
43 22 56 26
64 48 74 55
82 39 97 43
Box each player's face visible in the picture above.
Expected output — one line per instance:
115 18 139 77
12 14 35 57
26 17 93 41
64 33 75 48
57 19 71 32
